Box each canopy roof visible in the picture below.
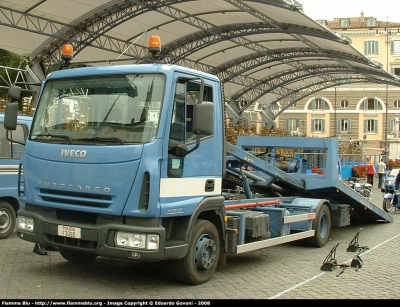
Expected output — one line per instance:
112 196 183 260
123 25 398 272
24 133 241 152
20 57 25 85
1 0 399 119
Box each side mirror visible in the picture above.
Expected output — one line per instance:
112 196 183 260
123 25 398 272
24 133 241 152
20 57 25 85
4 102 19 131
192 101 214 135
5 86 21 131
8 86 21 102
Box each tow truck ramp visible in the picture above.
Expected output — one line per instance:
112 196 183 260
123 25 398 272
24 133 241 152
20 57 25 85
306 181 392 222
226 136 392 223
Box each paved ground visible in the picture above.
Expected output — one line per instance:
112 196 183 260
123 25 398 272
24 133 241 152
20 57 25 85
1 185 399 300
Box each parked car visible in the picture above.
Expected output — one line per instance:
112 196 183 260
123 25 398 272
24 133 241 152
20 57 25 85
381 168 400 193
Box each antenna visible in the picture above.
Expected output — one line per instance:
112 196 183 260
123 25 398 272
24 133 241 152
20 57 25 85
117 30 148 60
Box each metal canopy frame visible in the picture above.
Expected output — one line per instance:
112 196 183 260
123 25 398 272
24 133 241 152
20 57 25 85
0 0 399 120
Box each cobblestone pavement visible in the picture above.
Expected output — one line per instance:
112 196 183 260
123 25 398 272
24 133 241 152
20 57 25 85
1 185 399 300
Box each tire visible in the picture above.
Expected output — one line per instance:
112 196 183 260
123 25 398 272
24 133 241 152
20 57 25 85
173 219 220 285
59 248 97 264
304 203 331 247
383 198 393 213
0 201 16 239
363 189 371 198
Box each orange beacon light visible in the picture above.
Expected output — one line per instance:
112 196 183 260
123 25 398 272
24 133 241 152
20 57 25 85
61 43 74 63
148 35 161 56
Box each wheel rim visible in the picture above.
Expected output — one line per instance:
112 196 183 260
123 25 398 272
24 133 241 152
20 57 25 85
384 199 393 212
0 209 11 231
194 234 217 271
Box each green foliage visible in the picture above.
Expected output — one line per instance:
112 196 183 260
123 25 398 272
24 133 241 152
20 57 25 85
0 49 29 97
0 49 32 110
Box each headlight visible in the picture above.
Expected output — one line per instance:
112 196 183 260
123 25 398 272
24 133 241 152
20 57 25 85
147 235 159 250
17 216 34 232
115 231 159 250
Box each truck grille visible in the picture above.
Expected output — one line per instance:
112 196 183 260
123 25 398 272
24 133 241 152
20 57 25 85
56 208 97 224
46 233 97 250
39 188 112 208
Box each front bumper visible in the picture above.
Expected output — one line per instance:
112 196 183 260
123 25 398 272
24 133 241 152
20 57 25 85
17 208 187 261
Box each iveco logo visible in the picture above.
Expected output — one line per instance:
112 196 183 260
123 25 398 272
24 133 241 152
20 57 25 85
61 149 87 157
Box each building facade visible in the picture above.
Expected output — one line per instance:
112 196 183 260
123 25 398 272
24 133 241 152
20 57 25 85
276 12 400 158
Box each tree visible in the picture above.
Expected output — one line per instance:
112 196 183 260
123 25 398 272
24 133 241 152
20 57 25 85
0 49 32 110
0 49 29 97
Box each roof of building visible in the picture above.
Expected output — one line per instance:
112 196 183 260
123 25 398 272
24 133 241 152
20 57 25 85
0 0 399 118
321 12 400 30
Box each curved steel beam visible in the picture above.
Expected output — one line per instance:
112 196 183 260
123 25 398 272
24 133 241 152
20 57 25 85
2 1 391 84
230 67 399 114
230 65 396 103
268 77 383 118
211 48 381 79
1 0 348 69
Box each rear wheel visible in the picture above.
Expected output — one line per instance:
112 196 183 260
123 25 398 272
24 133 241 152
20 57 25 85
173 219 220 285
59 248 97 263
0 201 16 239
304 203 331 247
383 198 393 213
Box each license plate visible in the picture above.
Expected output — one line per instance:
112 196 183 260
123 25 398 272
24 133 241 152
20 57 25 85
58 225 81 239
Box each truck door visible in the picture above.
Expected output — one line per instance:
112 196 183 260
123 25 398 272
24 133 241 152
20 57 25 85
160 73 223 212
167 80 216 179
167 79 222 182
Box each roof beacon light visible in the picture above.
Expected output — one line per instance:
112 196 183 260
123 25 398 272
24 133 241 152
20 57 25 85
61 43 74 63
148 35 161 56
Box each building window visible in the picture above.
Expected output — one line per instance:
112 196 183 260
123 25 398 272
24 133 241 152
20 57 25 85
393 67 400 76
340 99 349 108
364 119 378 133
390 118 400 135
310 98 325 110
341 20 349 27
391 40 400 55
286 119 299 131
337 119 351 132
366 19 376 26
363 98 378 110
394 100 400 109
364 40 378 55
311 118 325 132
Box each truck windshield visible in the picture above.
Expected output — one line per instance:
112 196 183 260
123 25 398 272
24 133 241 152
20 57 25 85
30 74 165 145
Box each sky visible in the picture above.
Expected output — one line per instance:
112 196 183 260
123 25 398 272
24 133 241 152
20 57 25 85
298 0 400 23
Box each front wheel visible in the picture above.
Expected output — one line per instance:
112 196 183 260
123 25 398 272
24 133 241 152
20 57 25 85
0 201 16 239
173 219 220 285
383 198 393 213
304 203 332 247
59 248 97 264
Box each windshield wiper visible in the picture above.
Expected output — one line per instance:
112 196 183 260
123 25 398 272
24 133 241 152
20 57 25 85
72 137 125 145
35 133 74 144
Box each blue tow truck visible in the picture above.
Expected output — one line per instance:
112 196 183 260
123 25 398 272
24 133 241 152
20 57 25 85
3 36 392 284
